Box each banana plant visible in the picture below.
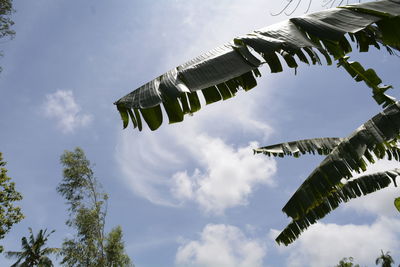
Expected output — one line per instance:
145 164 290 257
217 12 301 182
115 0 400 131
114 0 400 246
255 100 400 245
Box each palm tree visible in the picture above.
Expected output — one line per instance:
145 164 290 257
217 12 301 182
114 0 400 245
376 250 395 267
5 228 59 267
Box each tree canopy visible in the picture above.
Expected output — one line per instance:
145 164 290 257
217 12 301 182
0 0 15 72
0 152 23 253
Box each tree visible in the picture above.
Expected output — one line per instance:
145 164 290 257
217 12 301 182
376 250 395 267
58 147 133 267
113 0 400 245
105 226 132 267
0 152 24 253
0 0 15 72
335 257 360 267
5 228 59 267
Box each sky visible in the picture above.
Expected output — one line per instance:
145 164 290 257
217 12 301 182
1 0 400 266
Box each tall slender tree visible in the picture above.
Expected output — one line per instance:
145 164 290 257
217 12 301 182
58 147 132 267
0 152 24 253
5 228 59 267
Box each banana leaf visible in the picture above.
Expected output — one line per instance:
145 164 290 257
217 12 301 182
337 56 395 107
281 101 400 222
115 0 400 131
277 168 400 245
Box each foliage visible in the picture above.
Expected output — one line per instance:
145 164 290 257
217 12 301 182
115 0 400 131
0 0 15 72
105 226 133 267
58 147 132 267
335 257 360 267
5 228 59 267
113 0 400 247
256 101 400 245
0 152 24 253
376 250 395 267
0 0 14 39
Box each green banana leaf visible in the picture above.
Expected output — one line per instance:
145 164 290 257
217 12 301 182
254 137 343 157
337 56 395 107
256 130 400 245
277 101 400 235
277 168 400 245
115 0 400 131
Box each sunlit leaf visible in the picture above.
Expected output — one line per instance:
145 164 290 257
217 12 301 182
254 137 343 158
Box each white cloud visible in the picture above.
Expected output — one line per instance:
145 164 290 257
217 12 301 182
116 128 276 212
116 31 277 213
171 171 196 200
42 90 92 133
271 217 400 267
170 137 276 214
176 224 266 267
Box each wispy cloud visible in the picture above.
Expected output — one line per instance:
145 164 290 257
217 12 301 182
42 90 92 134
176 224 266 267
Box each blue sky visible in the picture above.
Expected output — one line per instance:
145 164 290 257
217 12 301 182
1 0 400 266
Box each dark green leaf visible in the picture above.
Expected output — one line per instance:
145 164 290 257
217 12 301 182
282 102 400 222
115 0 400 131
337 56 395 107
117 105 129 129
277 168 400 245
202 86 222 105
139 105 163 131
